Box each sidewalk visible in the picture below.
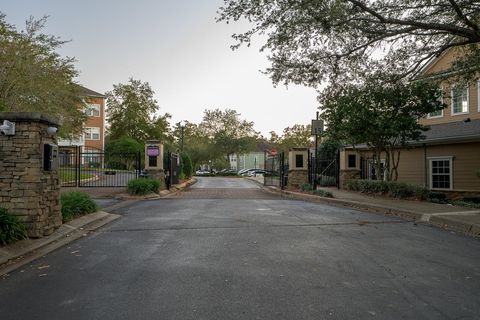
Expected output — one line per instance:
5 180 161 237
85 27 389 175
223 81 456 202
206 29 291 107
248 176 480 238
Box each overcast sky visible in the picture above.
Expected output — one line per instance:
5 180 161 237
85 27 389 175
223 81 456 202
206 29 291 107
2 0 319 137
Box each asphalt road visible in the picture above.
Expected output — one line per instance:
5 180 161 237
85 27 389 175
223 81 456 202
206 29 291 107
1 177 479 319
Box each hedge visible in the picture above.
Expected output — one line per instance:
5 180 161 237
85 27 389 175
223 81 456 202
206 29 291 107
346 179 429 200
127 178 160 195
0 207 27 246
61 191 98 222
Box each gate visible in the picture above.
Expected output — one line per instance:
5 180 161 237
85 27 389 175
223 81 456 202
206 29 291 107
309 149 340 189
165 151 180 190
264 151 287 189
59 146 141 187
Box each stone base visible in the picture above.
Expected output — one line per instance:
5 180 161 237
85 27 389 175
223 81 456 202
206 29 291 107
287 170 308 189
145 169 167 191
339 169 361 189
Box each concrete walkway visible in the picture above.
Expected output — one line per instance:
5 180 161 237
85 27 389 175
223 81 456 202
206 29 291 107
249 176 480 237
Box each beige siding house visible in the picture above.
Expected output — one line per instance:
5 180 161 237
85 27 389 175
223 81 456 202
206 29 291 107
348 48 480 194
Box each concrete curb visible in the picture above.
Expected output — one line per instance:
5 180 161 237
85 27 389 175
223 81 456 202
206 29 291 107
0 211 120 276
247 178 479 238
112 178 197 200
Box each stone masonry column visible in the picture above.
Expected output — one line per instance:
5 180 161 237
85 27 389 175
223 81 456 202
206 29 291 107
339 149 361 189
0 112 62 237
287 148 309 189
144 140 166 190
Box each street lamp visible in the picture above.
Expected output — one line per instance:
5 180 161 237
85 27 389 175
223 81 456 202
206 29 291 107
179 120 186 153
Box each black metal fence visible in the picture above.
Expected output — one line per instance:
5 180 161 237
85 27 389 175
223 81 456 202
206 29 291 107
264 151 287 189
165 152 180 190
309 150 340 188
59 146 141 187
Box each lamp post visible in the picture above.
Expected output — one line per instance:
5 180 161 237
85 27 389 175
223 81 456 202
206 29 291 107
179 121 185 153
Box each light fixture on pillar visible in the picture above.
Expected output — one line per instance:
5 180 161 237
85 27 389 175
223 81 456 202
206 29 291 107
47 126 58 135
0 120 15 136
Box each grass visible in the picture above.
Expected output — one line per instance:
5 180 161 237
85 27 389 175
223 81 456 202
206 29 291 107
59 170 94 183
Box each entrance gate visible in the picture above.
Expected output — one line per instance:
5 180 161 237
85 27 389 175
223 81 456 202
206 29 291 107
165 151 180 190
264 151 287 190
308 149 340 189
59 146 141 187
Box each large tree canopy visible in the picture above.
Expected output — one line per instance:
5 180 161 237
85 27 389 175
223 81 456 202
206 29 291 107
321 79 444 180
218 0 480 86
0 13 85 135
106 78 170 142
199 108 257 160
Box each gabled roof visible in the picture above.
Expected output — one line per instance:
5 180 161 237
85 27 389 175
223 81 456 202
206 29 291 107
76 84 105 98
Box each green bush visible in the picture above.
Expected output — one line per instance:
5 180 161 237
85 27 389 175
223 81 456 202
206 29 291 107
301 183 313 191
312 189 334 198
127 178 160 195
181 153 193 178
61 191 98 222
346 179 428 200
0 208 27 246
427 192 448 203
450 200 480 209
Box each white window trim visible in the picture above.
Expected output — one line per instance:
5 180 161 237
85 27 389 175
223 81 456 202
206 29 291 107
84 127 101 141
428 156 453 191
86 104 101 117
477 80 480 112
451 85 469 116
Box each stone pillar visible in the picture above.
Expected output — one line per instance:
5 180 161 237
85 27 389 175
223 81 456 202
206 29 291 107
287 148 309 189
0 112 62 237
144 140 166 190
339 149 361 189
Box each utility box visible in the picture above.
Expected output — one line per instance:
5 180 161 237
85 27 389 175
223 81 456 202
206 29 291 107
43 143 59 171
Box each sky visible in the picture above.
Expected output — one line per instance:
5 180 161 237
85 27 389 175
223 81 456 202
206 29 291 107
2 0 319 137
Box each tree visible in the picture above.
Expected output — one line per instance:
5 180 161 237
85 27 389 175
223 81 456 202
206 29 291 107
199 108 257 161
0 13 85 135
106 79 169 142
278 124 312 151
181 153 193 178
321 79 444 181
172 121 215 169
218 1 480 86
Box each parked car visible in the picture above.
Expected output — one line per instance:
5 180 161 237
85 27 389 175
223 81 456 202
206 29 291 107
247 169 267 176
238 168 253 175
195 170 211 176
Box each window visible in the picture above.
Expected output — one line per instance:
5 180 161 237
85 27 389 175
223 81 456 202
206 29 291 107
85 104 101 117
429 158 453 190
84 127 100 140
348 154 356 168
295 154 304 168
451 85 468 115
428 93 444 119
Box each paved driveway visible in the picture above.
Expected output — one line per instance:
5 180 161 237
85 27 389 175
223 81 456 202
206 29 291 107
1 177 479 319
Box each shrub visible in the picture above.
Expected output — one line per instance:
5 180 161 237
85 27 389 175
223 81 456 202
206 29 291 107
427 192 448 204
181 153 193 178
450 200 480 209
60 191 98 222
0 208 27 246
312 189 334 198
127 178 160 195
346 179 428 200
301 183 313 191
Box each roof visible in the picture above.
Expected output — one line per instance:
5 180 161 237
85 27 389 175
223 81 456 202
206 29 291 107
76 84 105 98
421 118 480 144
349 119 480 150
